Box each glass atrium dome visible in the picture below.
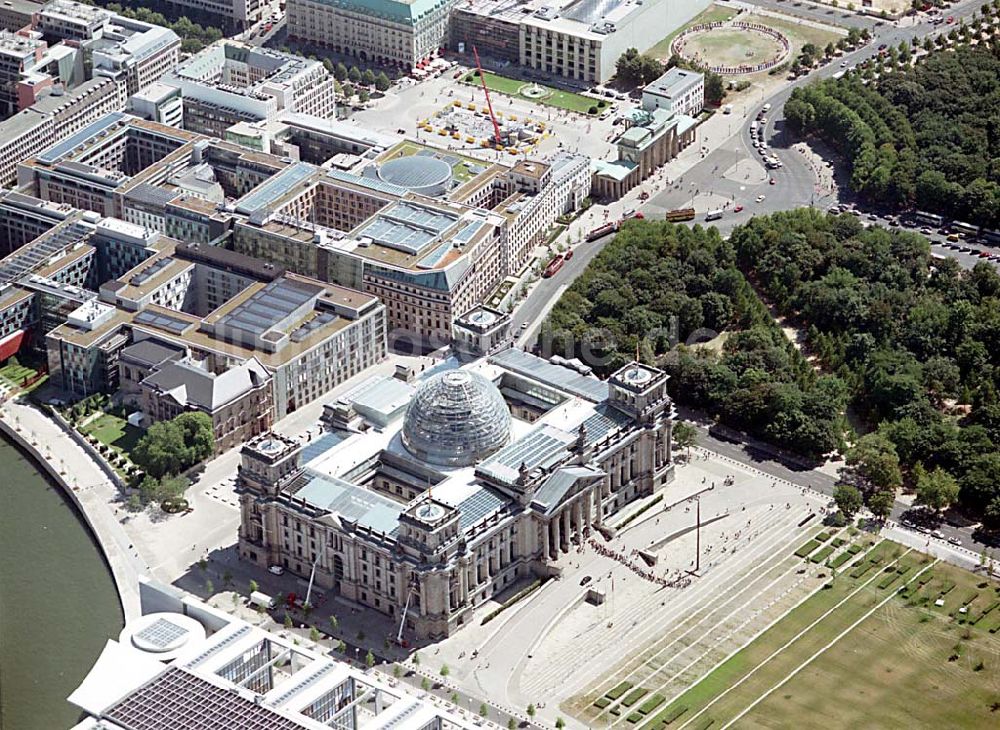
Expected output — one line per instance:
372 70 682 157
402 369 511 467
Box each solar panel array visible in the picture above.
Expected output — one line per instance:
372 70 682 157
37 112 126 164
355 201 458 255
457 487 508 530
490 348 609 403
0 222 91 285
234 162 317 215
415 240 452 270
129 257 175 287
477 424 574 484
217 279 317 337
106 667 306 730
134 309 193 335
290 311 336 343
580 404 632 443
134 617 188 650
326 168 409 197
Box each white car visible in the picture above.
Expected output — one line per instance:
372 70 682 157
268 565 285 576
756 194 766 203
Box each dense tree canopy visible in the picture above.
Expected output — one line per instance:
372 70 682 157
614 50 726 104
132 411 214 479
543 220 844 459
732 208 1000 524
786 45 1000 228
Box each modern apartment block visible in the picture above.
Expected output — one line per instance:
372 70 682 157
450 0 712 83
0 0 40 34
0 30 45 116
0 1 179 187
47 232 388 416
286 0 455 69
18 113 588 354
237 351 675 639
38 0 180 96
159 40 337 139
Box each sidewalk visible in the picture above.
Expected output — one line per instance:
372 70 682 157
0 399 144 620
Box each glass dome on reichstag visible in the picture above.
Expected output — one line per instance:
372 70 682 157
402 369 511 467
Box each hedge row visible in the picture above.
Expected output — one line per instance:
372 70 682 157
811 545 835 563
638 693 666 715
594 697 611 709
829 551 853 569
607 681 634 700
794 539 821 558
618 494 664 530
621 687 649 707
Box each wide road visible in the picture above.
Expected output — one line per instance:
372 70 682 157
513 0 999 555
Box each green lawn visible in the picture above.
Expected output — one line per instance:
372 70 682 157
645 4 738 59
644 543 1000 729
462 71 607 114
760 14 843 55
382 140 483 183
81 412 143 456
0 361 46 393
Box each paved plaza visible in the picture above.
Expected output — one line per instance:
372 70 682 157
421 446 833 726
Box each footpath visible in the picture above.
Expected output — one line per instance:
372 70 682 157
0 398 143 620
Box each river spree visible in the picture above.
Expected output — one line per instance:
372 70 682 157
0 437 123 730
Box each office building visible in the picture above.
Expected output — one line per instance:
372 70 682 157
286 0 455 70
47 234 387 415
450 0 712 84
159 40 337 139
70 577 498 730
642 66 704 117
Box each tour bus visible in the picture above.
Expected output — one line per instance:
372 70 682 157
914 210 944 227
982 229 1000 247
543 254 566 278
951 220 980 239
705 209 724 221
586 222 619 241
665 207 696 222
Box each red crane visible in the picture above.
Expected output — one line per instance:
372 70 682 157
472 45 502 148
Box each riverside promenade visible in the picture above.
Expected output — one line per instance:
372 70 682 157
0 399 142 620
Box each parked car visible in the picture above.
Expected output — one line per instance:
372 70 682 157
268 565 285 575
580 575 592 586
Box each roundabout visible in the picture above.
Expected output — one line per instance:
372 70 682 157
672 20 790 75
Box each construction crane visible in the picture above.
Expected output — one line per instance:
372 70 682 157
472 45 502 148
395 579 420 646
